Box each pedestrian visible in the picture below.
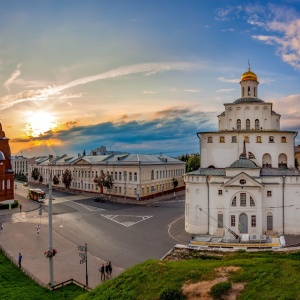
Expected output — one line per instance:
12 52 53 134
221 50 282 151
105 262 110 279
108 261 113 278
19 204 22 212
18 253 22 268
0 222 3 231
36 224 40 236
99 263 105 281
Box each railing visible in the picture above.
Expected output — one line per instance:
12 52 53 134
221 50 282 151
51 278 91 291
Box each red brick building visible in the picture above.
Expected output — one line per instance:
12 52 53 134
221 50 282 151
0 123 14 203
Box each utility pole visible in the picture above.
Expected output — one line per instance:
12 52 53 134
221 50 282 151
48 168 54 286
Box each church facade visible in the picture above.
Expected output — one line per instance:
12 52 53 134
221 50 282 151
185 68 300 237
0 123 14 203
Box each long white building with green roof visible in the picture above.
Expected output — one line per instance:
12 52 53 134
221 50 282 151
184 68 300 237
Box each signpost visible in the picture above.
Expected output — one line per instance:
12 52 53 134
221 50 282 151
78 243 88 287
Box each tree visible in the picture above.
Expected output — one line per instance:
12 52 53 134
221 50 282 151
94 171 114 195
52 175 59 185
39 175 43 183
31 168 40 181
187 154 200 172
172 178 178 196
62 169 73 188
83 149 86 156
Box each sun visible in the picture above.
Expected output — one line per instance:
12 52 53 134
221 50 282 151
25 111 57 137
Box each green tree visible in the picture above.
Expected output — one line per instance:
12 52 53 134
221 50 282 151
39 175 43 183
52 175 59 185
94 171 114 194
187 153 200 172
172 177 178 196
62 169 73 188
31 168 40 181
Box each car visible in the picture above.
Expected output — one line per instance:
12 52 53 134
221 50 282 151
94 196 105 203
23 182 28 186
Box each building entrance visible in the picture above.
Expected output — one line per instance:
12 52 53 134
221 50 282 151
239 213 248 233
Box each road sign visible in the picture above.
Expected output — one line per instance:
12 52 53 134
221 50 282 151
78 245 86 251
39 207 42 215
79 252 86 259
80 259 86 264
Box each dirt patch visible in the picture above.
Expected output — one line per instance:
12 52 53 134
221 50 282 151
182 266 245 300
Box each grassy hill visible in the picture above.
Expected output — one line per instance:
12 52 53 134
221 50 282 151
76 250 300 300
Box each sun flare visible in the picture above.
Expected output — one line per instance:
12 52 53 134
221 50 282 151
24 111 57 137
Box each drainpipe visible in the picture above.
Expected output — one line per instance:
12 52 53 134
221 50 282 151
282 175 285 234
206 175 210 234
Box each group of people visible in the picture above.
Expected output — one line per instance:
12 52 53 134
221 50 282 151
99 261 112 281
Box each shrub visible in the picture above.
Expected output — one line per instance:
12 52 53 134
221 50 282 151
160 287 184 300
0 200 19 210
210 281 232 299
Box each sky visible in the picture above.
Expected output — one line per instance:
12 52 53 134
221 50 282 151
1 0 300 158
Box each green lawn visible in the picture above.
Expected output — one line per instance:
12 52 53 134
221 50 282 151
76 251 300 300
0 250 86 300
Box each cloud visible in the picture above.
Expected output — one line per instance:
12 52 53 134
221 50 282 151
215 88 235 93
143 90 157 94
0 62 197 111
218 76 239 83
221 28 235 32
4 64 22 92
12 107 216 155
215 5 243 21
184 89 200 93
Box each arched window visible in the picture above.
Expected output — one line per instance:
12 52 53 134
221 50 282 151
255 119 260 130
278 153 287 168
207 136 213 143
262 153 272 168
231 197 236 206
219 136 225 143
254 87 256 97
242 87 245 96
7 179 10 189
248 86 250 96
151 170 154 180
246 119 250 130
250 197 255 206
281 136 286 143
2 180 4 190
237 119 241 130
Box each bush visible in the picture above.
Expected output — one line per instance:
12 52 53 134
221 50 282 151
0 200 19 210
160 287 184 300
210 282 232 299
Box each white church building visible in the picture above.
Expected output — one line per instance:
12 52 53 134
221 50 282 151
185 68 300 238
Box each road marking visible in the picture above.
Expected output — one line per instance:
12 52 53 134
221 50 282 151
72 201 105 211
101 214 153 227
168 215 185 243
160 199 185 204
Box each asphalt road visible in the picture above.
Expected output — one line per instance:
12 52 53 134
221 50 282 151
14 183 190 270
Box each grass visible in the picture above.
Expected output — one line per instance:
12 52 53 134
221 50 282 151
0 250 86 300
76 251 300 300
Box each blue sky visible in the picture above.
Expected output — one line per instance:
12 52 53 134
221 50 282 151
0 0 300 157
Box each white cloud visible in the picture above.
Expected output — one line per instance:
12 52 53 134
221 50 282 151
218 76 239 83
221 28 235 32
143 90 157 94
184 89 200 93
215 88 235 93
4 64 22 92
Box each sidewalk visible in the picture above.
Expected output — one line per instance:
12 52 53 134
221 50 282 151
0 197 123 289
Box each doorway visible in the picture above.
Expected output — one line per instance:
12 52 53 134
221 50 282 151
239 213 248 233
267 213 273 230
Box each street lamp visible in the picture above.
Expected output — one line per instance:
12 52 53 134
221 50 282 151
48 167 54 287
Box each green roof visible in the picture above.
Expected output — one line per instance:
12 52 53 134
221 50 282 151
233 97 264 104
228 159 259 169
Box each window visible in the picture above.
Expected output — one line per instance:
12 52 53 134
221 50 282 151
281 136 286 143
254 87 256 97
218 190 223 195
129 172 132 181
232 136 237 143
251 215 256 227
123 171 127 181
255 119 260 130
119 187 122 193
114 172 117 180
244 136 249 143
267 191 272 197
269 136 274 143
115 186 117 193
250 197 255 206
246 119 250 130
219 136 225 143
134 172 137 181
231 215 236 227
240 179 246 184
151 170 154 180
248 86 250 96
119 172 122 180
231 197 236 206
256 136 262 143
151 186 155 192
240 193 246 206
207 136 213 143
242 87 245 97
237 119 241 130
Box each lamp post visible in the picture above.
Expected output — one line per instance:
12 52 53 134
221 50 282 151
48 168 54 286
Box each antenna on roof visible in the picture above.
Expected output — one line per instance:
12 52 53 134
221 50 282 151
248 59 250 69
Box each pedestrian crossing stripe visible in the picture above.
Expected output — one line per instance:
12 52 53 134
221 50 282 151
101 215 152 227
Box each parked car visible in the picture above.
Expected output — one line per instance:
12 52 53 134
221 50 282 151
23 182 28 187
94 196 105 203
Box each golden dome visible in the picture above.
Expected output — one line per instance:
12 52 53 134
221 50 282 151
241 68 258 81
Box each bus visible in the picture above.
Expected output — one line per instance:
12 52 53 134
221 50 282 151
28 188 46 202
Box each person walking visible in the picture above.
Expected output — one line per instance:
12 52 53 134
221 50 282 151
18 253 22 268
108 261 113 278
36 224 40 236
99 263 106 281
19 204 22 212
105 262 110 279
0 222 3 231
